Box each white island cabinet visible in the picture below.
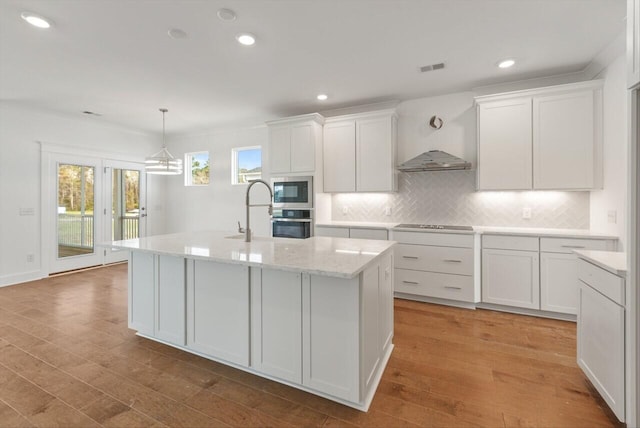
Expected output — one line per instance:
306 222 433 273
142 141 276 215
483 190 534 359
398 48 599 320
113 231 395 411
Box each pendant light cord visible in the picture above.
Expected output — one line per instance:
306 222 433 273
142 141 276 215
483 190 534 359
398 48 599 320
160 108 168 149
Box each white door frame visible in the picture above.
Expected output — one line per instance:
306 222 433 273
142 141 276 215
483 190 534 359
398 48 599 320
628 86 639 427
103 159 147 264
43 152 104 273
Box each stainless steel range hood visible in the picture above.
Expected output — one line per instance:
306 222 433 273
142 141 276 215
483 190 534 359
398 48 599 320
397 150 471 172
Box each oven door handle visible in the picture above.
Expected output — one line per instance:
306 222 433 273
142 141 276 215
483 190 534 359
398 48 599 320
271 218 313 223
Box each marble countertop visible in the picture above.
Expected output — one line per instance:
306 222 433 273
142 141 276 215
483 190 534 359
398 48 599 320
574 250 628 276
108 230 395 279
316 221 618 239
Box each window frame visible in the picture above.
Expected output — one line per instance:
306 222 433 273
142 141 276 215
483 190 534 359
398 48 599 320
231 145 262 185
184 151 210 187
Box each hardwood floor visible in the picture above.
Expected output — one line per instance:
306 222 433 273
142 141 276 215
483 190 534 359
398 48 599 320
0 264 622 427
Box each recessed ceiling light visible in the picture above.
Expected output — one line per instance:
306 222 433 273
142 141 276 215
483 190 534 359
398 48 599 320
498 59 516 69
168 28 188 39
21 11 52 29
217 8 237 21
236 33 256 46
317 94 328 101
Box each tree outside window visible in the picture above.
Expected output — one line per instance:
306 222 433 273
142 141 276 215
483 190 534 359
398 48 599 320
232 146 262 184
185 152 210 186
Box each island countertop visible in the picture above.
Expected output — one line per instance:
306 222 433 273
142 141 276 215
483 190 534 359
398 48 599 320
109 230 395 279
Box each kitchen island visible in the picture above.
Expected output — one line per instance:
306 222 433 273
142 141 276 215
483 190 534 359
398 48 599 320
110 231 395 411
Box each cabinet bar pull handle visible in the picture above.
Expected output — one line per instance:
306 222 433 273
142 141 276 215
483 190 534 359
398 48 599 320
402 256 419 259
561 245 586 249
444 286 462 290
402 280 419 285
442 259 462 263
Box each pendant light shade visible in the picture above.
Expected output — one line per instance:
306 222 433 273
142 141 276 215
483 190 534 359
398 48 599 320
145 108 182 175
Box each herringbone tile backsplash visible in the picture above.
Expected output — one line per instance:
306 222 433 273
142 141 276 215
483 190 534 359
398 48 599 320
331 171 590 228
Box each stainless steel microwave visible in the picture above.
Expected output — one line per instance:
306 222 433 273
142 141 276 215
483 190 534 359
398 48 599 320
271 176 313 209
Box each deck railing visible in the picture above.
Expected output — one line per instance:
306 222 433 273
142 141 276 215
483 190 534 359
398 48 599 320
57 214 140 247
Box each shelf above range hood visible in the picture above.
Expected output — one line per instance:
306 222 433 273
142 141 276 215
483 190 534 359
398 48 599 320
397 150 471 172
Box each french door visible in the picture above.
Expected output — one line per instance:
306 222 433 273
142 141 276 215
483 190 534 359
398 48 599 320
103 160 146 264
47 154 146 273
50 155 104 273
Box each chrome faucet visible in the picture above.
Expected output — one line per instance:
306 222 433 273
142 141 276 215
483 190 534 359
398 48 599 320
244 179 273 242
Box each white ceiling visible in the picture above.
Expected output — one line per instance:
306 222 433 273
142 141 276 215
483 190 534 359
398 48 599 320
0 0 626 136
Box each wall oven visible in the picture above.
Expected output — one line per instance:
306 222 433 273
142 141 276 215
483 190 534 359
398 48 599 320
271 209 313 239
271 176 313 209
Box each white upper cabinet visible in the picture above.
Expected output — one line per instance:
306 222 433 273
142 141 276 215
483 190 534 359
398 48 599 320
267 113 324 175
323 121 356 192
477 98 533 190
533 90 595 189
628 0 640 88
475 81 603 191
323 109 397 193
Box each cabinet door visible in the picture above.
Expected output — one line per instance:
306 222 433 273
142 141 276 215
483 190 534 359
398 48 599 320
482 249 539 309
323 121 356 192
251 269 302 383
356 116 395 192
129 252 155 336
628 0 640 88
533 91 595 189
290 124 315 173
155 255 186 345
303 274 359 402
378 253 393 353
269 126 291 174
477 98 533 190
188 260 249 366
577 282 625 421
540 252 578 315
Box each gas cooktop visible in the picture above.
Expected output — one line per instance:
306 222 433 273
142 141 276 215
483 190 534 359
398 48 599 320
394 224 474 231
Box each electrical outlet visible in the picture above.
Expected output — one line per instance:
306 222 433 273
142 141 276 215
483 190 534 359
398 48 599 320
342 206 349 215
26 254 34 263
607 210 617 224
384 206 392 216
522 207 532 219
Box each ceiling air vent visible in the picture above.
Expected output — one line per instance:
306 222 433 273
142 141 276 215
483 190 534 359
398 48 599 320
420 62 445 73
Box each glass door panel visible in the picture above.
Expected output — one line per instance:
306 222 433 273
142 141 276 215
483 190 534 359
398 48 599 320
57 164 95 259
112 168 141 241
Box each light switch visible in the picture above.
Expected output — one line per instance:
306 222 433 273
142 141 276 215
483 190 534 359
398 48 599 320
607 210 617 224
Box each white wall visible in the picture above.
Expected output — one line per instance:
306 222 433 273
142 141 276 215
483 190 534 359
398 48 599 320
164 126 273 237
590 54 628 249
0 102 164 286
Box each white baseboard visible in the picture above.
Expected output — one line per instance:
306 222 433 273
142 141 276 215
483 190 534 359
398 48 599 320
0 270 44 287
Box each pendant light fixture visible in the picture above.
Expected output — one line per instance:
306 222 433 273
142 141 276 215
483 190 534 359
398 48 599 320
145 108 182 175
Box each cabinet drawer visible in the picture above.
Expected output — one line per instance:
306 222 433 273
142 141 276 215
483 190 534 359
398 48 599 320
315 226 349 238
395 244 473 275
577 259 625 305
540 237 614 254
391 231 474 248
349 228 388 240
482 234 539 251
395 269 474 302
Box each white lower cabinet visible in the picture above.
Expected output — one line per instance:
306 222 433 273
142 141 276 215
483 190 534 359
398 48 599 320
392 231 476 305
540 252 579 314
315 225 388 240
577 259 625 421
187 260 250 366
155 255 186 346
482 248 540 309
251 268 302 383
129 252 155 336
303 273 361 401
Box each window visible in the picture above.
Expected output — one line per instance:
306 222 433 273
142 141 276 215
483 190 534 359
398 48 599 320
232 146 262 184
185 152 210 186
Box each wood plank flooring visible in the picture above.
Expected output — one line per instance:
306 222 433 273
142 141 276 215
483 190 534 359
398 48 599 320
0 264 623 427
